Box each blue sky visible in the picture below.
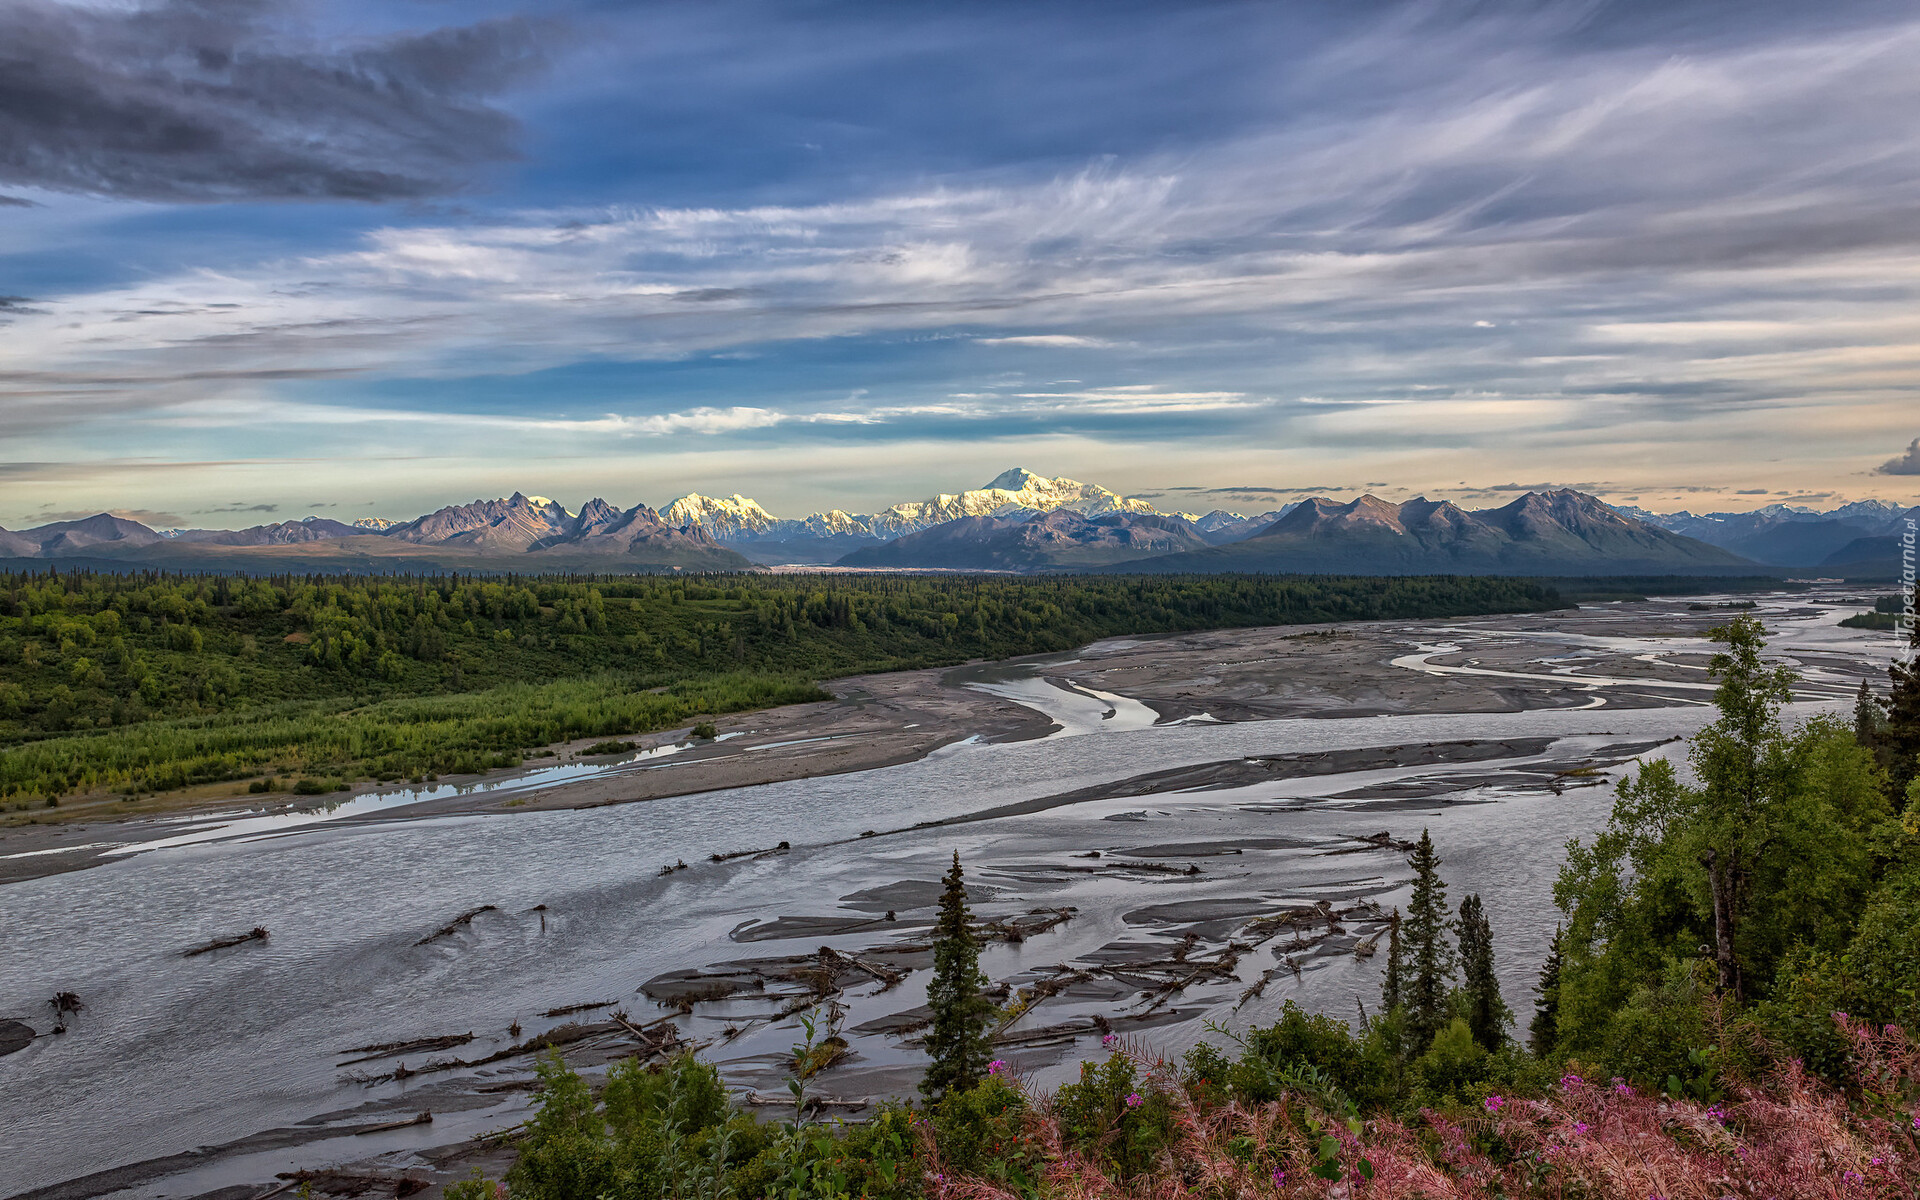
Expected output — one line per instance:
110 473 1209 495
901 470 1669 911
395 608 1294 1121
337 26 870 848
4 0 1920 528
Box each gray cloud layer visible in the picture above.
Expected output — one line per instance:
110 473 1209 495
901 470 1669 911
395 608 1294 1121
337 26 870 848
0 0 547 201
1878 438 1920 475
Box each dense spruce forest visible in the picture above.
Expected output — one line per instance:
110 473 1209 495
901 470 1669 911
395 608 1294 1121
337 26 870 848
0 569 1565 807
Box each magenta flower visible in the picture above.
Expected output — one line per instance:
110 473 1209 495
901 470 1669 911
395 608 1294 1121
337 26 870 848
1559 1073 1585 1089
1706 1105 1726 1121
1102 1033 1118 1048
1270 1167 1286 1185
1124 1092 1143 1108
1574 1121 1590 1135
1612 1080 1633 1095
1843 1170 1864 1185
1484 1095 1505 1112
987 1059 1007 1076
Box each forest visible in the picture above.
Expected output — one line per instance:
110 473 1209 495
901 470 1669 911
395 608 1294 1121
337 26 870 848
0 569 1565 807
452 615 1920 1200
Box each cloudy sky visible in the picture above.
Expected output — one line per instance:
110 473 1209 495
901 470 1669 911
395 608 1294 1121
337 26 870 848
4 0 1920 529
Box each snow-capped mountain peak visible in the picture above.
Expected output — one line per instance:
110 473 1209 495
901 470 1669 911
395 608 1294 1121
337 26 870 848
663 493 781 537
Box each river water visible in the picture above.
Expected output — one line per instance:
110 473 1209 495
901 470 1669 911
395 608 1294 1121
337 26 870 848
0 595 1887 1198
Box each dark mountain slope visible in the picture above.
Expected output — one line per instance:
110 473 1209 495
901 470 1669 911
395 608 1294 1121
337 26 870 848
837 510 1210 570
1111 490 1751 576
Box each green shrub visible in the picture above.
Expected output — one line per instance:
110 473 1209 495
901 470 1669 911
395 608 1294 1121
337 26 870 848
1052 1054 1176 1179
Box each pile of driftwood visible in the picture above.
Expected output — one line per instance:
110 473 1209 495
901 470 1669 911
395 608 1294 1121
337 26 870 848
339 1011 688 1085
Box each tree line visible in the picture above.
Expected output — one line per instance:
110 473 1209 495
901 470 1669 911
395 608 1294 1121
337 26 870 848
0 569 1564 806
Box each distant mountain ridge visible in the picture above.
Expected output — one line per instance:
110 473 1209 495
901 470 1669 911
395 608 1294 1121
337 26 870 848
0 493 748 572
1613 500 1918 568
838 510 1213 571
5 474 1911 577
661 468 1162 562
1107 490 1753 577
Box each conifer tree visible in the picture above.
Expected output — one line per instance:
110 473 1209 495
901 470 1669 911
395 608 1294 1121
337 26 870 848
1403 829 1456 1052
921 851 994 1100
1855 680 1884 748
1530 926 1564 1057
1380 907 1405 1013
1455 893 1509 1050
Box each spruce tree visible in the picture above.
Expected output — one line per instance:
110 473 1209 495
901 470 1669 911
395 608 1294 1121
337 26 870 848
1855 680 1884 748
1380 907 1405 1013
1455 893 1509 1050
1403 829 1456 1052
1530 926 1564 1057
921 852 994 1100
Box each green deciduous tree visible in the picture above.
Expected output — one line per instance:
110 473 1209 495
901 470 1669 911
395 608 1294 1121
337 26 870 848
1691 615 1797 999
922 851 994 1101
1551 618 1893 1063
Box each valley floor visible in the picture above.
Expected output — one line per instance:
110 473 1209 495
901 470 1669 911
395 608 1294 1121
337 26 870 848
0 587 1901 1200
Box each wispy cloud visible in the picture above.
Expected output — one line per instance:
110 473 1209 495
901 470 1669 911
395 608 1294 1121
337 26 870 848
7 1 1920 516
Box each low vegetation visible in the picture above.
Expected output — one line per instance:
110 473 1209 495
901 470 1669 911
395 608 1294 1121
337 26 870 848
464 614 1920 1200
0 569 1563 807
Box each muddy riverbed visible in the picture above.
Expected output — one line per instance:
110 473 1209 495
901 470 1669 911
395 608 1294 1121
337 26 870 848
0 590 1897 1200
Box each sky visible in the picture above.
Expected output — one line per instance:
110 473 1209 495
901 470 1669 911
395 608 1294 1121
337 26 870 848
3 0 1920 530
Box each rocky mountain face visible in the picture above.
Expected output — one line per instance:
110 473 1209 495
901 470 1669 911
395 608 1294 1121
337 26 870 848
0 514 165 557
1192 508 1293 544
1 493 748 572
388 493 578 552
662 494 781 541
662 468 1176 563
837 510 1213 571
1119 490 1752 576
168 517 361 545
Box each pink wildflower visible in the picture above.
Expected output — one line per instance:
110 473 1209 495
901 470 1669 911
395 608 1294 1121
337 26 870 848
1124 1092 1143 1108
1706 1105 1727 1121
1612 1080 1633 1095
1102 1033 1117 1048
1560 1073 1585 1089
1271 1167 1286 1185
1484 1095 1505 1112
1843 1170 1864 1185
986 1059 1006 1076
1574 1122 1590 1135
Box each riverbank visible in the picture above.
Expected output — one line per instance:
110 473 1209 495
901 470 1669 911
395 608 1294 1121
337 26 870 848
0 589 1897 1200
0 593 1880 886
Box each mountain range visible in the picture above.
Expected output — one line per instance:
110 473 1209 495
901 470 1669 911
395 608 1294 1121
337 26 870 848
1116 491 1753 576
4 470 1913 577
1 495 748 572
1611 501 1918 570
